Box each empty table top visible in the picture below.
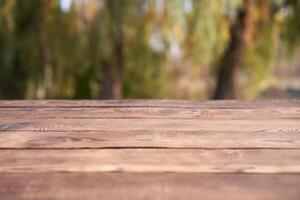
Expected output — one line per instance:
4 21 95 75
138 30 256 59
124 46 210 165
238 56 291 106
0 100 300 200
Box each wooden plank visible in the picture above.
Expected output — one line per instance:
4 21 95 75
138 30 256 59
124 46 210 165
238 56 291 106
0 107 299 120
1 172 300 200
0 99 299 108
1 130 300 149
1 149 300 173
0 118 299 132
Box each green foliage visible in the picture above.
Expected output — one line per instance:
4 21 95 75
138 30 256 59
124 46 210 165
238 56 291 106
0 0 299 99
282 0 300 53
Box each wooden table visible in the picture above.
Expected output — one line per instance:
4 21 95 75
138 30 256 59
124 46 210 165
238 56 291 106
0 100 300 199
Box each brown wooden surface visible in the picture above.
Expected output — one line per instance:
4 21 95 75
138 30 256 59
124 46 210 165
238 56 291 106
1 173 300 200
0 100 299 199
1 149 300 173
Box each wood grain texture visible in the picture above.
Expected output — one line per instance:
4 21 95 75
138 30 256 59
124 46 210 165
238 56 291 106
0 100 299 149
1 172 300 200
1 149 300 173
1 130 300 149
0 118 299 132
1 100 300 199
0 107 299 119
0 118 299 149
0 99 299 108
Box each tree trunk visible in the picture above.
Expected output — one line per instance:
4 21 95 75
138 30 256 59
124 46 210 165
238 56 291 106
213 0 252 99
101 61 122 99
100 0 124 99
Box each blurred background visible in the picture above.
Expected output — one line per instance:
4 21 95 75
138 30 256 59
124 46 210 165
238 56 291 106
0 0 299 100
